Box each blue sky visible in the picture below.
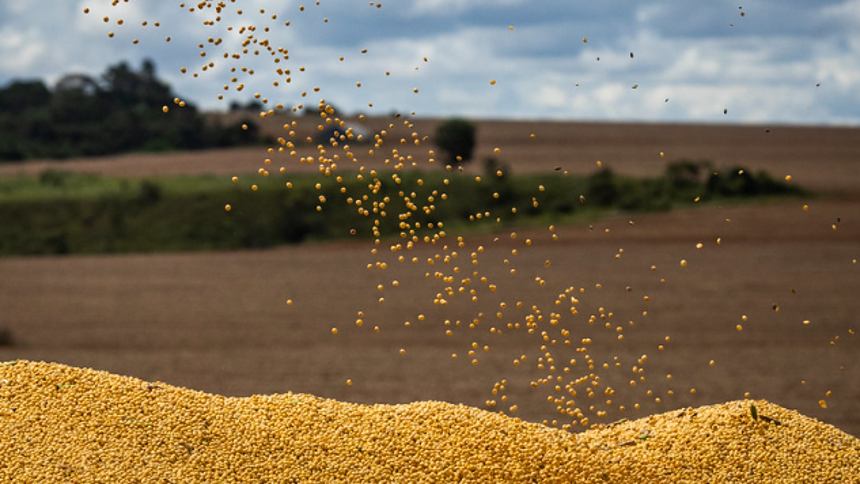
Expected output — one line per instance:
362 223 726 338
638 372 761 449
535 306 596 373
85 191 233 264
1 0 859 124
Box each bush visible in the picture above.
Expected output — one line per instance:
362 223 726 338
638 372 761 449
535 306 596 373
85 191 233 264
435 118 476 164
138 181 162 205
0 163 802 256
704 166 800 199
482 157 509 179
39 170 73 187
665 160 711 189
586 168 618 206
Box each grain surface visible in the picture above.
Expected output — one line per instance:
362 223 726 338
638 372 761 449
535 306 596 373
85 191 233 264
0 361 857 482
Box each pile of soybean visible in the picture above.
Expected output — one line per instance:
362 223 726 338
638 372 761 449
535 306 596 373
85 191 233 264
0 361 856 482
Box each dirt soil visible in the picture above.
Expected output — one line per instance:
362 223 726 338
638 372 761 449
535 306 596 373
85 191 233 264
1 118 859 193
1 198 857 435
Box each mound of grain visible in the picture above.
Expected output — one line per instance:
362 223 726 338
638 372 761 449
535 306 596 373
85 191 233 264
0 361 856 482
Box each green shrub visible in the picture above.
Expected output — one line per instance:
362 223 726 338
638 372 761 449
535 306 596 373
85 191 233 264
0 161 802 256
704 166 798 199
665 159 711 189
38 170 73 187
586 168 618 206
435 118 476 164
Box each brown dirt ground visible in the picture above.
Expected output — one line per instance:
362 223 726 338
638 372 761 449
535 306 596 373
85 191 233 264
1 118 859 193
1 198 858 435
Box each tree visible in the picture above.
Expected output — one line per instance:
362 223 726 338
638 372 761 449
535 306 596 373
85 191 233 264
0 59 263 162
435 118 476 164
0 80 50 113
229 99 264 112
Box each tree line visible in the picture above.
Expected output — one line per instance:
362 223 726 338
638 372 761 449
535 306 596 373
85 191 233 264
0 59 262 162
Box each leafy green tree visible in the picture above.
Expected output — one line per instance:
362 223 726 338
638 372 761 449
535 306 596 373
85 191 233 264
0 80 50 113
0 59 262 162
435 118 476 164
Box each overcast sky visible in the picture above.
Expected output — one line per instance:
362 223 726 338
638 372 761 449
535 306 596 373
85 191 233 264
1 0 859 124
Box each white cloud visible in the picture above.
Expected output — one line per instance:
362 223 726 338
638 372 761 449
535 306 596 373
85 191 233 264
821 0 860 26
411 0 524 15
0 27 47 72
0 0 858 125
73 0 146 31
531 84 568 110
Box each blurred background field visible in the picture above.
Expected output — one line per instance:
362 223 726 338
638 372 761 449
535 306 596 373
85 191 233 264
0 2 858 439
0 161 798 255
0 110 857 433
1 197 858 434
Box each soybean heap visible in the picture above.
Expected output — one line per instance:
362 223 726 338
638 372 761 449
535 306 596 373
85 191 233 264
0 361 857 482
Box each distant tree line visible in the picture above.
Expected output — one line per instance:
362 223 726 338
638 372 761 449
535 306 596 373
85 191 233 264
0 160 801 255
0 59 263 162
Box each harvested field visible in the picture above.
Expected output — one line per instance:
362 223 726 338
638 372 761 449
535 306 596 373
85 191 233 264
1 199 858 435
1 361 857 481
1 119 858 193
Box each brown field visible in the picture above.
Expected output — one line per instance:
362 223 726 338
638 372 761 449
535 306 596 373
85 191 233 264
0 120 858 435
1 118 859 193
1 196 858 435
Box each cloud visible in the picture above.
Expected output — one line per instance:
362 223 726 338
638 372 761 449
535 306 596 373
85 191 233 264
411 0 525 15
0 0 858 125
821 0 860 26
0 27 47 72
